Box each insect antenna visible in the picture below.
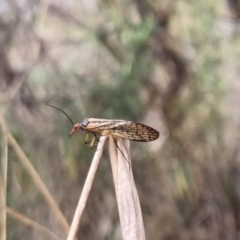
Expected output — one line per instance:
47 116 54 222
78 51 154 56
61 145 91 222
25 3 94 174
46 100 74 126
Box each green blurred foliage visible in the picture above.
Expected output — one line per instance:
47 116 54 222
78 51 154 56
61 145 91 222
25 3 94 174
1 0 240 239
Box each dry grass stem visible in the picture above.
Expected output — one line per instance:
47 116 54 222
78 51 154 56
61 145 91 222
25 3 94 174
2 205 61 240
67 136 107 240
109 137 146 240
0 123 8 240
0 116 70 234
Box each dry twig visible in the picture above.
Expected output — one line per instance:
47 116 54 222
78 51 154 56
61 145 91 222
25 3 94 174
67 136 107 240
109 137 146 240
67 136 146 240
1 205 60 240
0 122 8 240
0 116 70 234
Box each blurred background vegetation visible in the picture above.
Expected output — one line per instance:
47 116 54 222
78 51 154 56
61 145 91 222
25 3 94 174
1 0 240 239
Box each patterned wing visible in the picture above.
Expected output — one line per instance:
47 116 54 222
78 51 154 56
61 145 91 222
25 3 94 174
108 121 159 142
83 118 159 142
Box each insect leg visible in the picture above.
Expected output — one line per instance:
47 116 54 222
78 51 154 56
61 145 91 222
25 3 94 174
92 132 99 142
84 132 92 144
85 133 99 149
84 132 99 148
90 137 96 148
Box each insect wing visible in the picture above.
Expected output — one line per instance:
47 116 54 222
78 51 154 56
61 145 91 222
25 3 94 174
83 118 124 132
83 118 159 142
108 121 159 142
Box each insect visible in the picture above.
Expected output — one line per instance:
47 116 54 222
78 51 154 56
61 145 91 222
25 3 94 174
70 118 159 147
47 101 159 148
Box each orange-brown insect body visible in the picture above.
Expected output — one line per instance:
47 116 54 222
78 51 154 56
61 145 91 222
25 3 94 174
70 118 159 142
46 100 159 150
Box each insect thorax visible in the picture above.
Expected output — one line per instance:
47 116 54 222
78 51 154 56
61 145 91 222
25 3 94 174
81 119 89 128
